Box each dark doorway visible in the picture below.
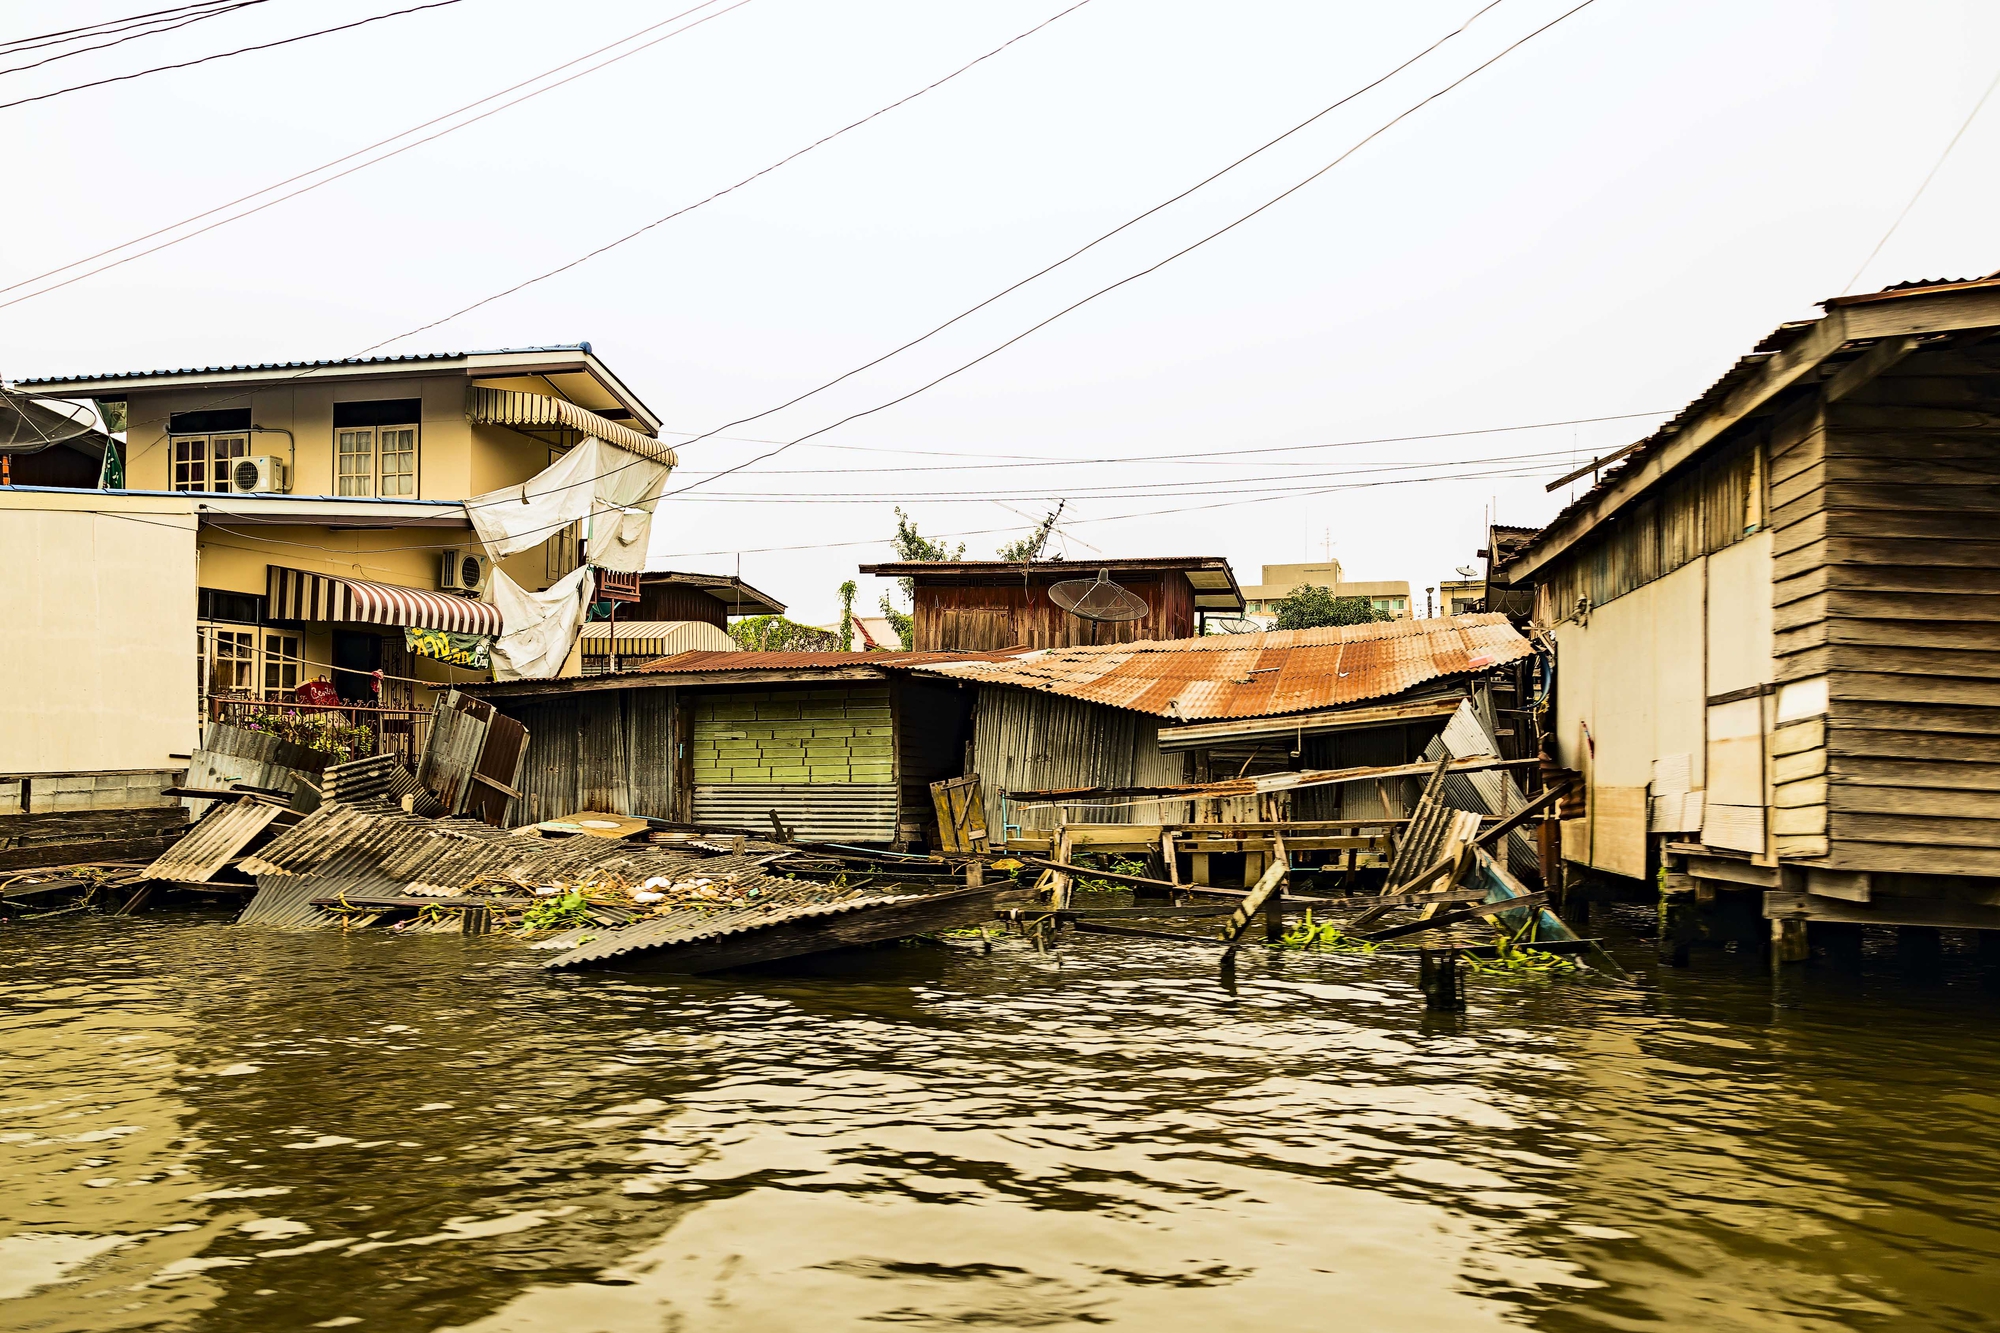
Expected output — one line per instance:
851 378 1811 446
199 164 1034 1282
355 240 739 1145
331 631 383 702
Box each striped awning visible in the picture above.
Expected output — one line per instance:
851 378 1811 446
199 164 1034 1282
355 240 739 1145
268 565 502 635
465 386 677 466
577 619 732 660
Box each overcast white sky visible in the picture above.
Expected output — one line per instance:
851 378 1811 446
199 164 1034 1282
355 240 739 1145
7 0 1999 624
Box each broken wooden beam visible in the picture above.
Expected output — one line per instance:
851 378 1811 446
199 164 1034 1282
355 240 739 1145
1356 891 1551 943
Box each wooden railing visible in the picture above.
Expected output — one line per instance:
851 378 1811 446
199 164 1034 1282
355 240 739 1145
207 697 432 768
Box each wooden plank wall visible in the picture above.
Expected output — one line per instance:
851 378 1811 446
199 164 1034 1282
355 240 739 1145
634 583 728 627
1767 353 2000 874
912 571 1197 651
1541 440 1757 618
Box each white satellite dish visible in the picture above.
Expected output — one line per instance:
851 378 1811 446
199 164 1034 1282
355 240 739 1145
1454 564 1480 579
1048 569 1149 623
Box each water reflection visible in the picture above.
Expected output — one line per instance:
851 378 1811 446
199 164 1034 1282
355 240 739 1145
1 906 1997 1331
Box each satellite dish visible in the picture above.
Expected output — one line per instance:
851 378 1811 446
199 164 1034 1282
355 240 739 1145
1048 568 1149 623
1454 564 1480 579
1203 616 1262 635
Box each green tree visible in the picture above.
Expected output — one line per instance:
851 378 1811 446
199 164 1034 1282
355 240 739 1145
1271 585 1393 629
837 580 857 651
729 616 842 652
878 594 913 651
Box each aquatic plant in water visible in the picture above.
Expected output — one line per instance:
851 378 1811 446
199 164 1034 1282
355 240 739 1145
519 892 592 933
1277 910 1379 954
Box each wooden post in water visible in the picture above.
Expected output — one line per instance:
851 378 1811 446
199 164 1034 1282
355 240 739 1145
1771 917 1809 968
1419 948 1463 1011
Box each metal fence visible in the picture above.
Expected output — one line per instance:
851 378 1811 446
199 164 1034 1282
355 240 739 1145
208 697 432 769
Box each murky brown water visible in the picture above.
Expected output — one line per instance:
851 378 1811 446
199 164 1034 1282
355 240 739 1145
3 902 1998 1332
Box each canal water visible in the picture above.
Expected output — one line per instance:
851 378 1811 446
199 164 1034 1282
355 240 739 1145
3 903 1998 1332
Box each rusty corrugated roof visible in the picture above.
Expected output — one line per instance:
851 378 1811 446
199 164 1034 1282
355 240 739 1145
906 614 1529 721
635 649 1024 674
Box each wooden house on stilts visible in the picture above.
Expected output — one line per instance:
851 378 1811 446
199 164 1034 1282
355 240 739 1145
1495 270 2000 942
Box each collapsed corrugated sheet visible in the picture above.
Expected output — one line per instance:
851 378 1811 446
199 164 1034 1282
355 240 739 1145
235 801 969 971
910 614 1530 722
184 722 326 818
321 754 443 814
142 799 283 883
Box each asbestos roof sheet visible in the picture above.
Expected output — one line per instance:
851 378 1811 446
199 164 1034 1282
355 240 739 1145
906 613 1530 721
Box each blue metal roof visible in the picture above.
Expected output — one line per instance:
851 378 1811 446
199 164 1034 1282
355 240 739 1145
17 344 594 387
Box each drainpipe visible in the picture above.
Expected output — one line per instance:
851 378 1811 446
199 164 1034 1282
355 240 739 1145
249 425 295 490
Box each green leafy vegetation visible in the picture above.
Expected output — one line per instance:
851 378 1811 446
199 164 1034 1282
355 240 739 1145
728 616 842 652
1271 585 1394 629
242 710 376 762
1277 910 1381 953
519 892 592 933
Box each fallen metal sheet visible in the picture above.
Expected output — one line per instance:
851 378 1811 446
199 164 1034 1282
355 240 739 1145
535 884 994 973
234 801 956 972
184 722 328 819
321 755 442 815
143 799 283 884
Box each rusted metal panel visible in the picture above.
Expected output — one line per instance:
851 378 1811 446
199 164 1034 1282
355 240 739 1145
920 614 1530 722
143 799 282 883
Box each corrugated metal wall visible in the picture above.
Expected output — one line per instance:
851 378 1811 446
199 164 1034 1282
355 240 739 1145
971 685 1181 835
499 687 678 822
690 783 897 841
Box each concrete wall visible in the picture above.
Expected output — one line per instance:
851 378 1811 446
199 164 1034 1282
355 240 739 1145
0 492 200 776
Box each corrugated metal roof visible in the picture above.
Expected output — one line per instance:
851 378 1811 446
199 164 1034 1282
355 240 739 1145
234 800 964 971
17 345 588 386
1507 270 2000 575
906 614 1530 721
636 649 1024 674
143 799 282 883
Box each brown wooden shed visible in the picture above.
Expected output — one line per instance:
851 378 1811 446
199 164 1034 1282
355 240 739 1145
858 557 1244 651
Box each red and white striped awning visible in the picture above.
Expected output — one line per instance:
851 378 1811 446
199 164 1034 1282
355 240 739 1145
267 565 502 635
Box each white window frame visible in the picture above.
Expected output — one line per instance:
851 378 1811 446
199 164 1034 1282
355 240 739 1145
334 422 420 498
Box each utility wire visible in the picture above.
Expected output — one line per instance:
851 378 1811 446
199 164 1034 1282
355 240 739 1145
1842 63 2000 295
659 0 1601 502
666 410 1671 474
611 0 1513 470
1 0 247 54
0 0 470 113
352 0 1101 356
0 0 736 305
0 0 271 78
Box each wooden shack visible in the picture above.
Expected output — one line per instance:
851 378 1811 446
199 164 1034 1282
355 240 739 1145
462 652 989 845
857 557 1244 650
1496 272 2000 934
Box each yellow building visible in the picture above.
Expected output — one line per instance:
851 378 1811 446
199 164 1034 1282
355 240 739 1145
3 345 672 794
1237 560 1412 622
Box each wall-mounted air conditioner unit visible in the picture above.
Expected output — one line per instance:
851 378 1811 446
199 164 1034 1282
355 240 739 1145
230 456 289 493
439 549 490 595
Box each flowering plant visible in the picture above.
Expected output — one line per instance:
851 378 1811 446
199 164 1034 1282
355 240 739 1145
242 709 377 762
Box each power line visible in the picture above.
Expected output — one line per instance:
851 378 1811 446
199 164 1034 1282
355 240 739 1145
0 0 271 78
1 1 249 54
351 0 1101 356
0 0 739 307
0 0 470 113
644 0 1512 466
659 0 1602 502
665 409 1672 475
1841 63 2000 296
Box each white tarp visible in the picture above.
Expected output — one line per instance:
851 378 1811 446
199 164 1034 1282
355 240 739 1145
464 437 669 573
491 565 594 681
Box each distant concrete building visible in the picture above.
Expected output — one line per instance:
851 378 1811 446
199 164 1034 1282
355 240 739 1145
1239 561 1412 623
1438 577 1483 616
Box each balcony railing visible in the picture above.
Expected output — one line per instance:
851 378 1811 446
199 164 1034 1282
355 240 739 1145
207 696 432 769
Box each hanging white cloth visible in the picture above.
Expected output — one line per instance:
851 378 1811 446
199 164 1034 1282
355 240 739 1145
464 437 669 573
490 565 594 681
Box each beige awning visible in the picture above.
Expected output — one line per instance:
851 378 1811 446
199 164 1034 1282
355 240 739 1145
465 386 677 466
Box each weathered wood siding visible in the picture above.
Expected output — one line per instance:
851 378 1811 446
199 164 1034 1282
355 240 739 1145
1767 365 2000 874
634 583 727 627
912 571 1197 651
